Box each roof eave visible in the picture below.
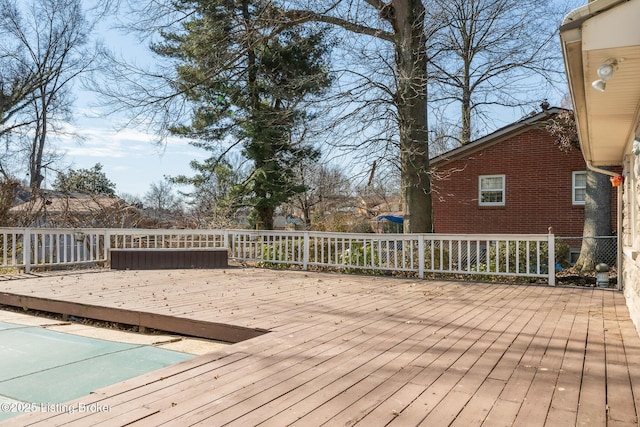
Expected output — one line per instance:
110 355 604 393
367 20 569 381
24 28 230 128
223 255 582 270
560 29 593 163
430 108 564 167
559 0 640 167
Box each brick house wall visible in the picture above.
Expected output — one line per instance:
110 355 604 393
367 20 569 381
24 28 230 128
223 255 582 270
431 115 618 237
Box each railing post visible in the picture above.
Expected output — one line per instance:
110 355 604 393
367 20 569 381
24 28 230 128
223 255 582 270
303 231 310 271
104 229 111 265
23 228 31 274
548 233 556 287
223 230 230 258
418 234 425 279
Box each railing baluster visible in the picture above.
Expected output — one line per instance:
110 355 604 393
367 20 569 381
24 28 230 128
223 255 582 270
0 228 557 283
2 233 6 267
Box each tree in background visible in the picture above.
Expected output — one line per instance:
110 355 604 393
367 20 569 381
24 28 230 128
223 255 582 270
289 161 352 229
174 157 246 228
153 1 332 229
546 110 613 272
95 0 435 233
0 60 39 139
53 163 116 196
429 0 569 145
12 162 135 228
143 180 183 222
97 0 575 233
0 178 18 226
0 0 95 190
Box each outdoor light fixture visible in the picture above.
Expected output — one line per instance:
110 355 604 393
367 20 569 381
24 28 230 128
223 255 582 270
591 59 620 92
592 79 607 92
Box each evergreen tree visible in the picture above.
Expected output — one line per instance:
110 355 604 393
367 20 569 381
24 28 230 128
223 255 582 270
53 163 116 196
154 0 332 229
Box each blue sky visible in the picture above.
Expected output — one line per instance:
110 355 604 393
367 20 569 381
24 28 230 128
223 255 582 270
57 107 203 198
51 7 204 198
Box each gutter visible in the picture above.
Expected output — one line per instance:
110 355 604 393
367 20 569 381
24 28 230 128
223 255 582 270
586 161 618 179
586 161 623 290
560 0 628 31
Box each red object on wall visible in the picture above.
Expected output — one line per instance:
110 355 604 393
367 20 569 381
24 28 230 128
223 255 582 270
610 175 623 187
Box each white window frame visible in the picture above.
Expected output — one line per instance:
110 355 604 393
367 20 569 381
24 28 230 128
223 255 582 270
572 171 587 205
478 175 505 206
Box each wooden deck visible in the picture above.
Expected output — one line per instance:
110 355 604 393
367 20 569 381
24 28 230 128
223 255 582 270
0 267 638 426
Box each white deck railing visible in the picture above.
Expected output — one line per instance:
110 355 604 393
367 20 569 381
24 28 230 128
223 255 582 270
0 228 556 285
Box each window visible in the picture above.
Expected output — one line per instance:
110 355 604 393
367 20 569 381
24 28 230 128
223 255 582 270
573 171 586 205
479 175 505 206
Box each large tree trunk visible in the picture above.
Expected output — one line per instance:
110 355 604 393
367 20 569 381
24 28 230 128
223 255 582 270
257 205 274 230
287 1 435 233
302 204 311 229
574 168 613 272
390 0 433 233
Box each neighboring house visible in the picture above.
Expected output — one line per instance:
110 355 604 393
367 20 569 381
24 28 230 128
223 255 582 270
560 0 640 336
430 108 617 250
9 190 143 228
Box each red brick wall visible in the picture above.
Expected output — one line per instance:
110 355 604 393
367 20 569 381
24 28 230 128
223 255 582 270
431 127 617 237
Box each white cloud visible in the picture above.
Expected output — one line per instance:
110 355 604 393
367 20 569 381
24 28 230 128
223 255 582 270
44 116 206 195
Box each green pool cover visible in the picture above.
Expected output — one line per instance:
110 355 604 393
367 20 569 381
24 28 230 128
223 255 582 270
0 321 193 420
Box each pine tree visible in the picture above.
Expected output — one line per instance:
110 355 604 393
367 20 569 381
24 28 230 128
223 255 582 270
154 0 332 229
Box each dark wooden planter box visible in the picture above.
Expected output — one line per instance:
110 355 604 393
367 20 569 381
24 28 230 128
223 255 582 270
110 249 228 270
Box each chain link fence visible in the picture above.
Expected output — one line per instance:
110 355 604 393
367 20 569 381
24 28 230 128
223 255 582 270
555 236 617 268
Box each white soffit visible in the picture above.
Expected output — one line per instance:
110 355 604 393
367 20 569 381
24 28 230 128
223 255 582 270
582 1 640 50
580 0 640 166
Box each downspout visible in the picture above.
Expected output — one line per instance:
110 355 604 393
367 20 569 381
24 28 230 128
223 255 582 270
585 161 623 290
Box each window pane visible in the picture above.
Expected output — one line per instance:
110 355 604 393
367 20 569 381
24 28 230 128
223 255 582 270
481 191 503 203
573 171 587 205
481 177 503 190
479 175 505 205
574 173 586 187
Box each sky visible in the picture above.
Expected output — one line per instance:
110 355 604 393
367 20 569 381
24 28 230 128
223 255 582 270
47 7 202 199
57 107 203 198
50 1 564 199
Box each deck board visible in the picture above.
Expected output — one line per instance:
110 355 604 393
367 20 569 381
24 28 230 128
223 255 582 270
576 290 608 427
603 291 638 425
0 268 638 426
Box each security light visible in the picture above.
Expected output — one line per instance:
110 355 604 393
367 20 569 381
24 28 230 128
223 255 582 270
597 62 616 80
591 59 620 92
592 79 607 92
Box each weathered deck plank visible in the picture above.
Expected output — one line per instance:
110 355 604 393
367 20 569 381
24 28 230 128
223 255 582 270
0 268 637 426
137 284 500 426
292 286 516 426
603 291 638 425
576 290 608 427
